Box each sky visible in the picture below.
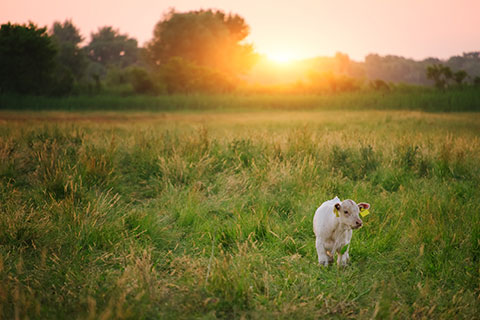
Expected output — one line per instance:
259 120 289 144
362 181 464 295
2 0 479 61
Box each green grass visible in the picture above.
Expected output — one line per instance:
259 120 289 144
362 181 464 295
1 110 479 319
1 87 480 112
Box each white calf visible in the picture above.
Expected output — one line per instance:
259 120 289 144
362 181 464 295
313 197 370 266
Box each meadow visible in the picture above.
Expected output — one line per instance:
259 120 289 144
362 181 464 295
2 87 480 113
0 100 480 318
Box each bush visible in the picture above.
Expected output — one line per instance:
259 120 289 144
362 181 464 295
129 67 162 94
102 66 163 95
160 57 235 94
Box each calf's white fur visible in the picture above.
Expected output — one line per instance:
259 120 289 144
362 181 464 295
313 197 370 266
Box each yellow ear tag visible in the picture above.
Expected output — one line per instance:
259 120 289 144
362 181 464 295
333 207 339 217
360 208 370 217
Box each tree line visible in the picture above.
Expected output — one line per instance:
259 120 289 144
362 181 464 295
0 9 255 95
1 9 479 96
303 52 480 92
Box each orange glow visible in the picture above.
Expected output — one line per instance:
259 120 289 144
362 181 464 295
1 0 478 62
267 52 294 64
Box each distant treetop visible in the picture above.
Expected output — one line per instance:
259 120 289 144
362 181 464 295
51 20 83 45
145 9 257 75
86 26 139 68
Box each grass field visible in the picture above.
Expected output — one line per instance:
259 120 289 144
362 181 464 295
1 108 479 319
2 87 480 113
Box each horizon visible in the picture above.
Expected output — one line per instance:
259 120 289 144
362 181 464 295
2 0 479 62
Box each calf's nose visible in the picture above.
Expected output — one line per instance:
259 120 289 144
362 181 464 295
355 219 363 227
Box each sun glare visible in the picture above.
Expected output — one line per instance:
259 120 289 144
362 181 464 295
267 52 293 64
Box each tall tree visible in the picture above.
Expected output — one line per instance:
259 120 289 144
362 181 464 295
50 20 88 92
453 70 468 86
0 23 57 94
146 9 256 74
426 64 453 89
86 27 138 68
51 19 82 45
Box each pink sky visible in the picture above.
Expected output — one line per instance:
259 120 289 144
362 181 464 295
2 0 479 61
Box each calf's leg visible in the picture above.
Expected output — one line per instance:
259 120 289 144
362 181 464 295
316 237 330 266
336 249 350 266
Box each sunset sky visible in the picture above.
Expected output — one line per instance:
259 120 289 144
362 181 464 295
2 0 478 61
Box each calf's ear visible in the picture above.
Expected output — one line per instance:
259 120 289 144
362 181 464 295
358 202 370 210
334 203 341 210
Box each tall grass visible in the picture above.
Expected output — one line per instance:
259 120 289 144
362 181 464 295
0 110 479 318
1 87 480 112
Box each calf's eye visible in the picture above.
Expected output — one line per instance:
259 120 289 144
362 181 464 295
344 211 349 215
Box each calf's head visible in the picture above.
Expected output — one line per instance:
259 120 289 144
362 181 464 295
334 199 370 229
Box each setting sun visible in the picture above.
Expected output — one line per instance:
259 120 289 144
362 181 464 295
266 52 294 64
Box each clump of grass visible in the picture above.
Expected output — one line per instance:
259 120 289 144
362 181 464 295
330 144 379 180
